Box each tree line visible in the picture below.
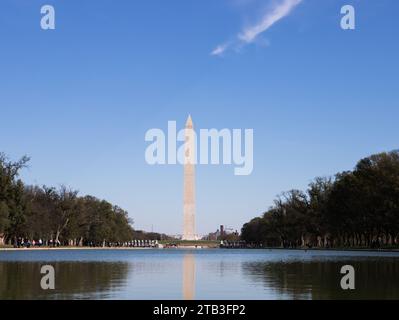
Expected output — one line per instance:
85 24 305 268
0 152 161 247
241 151 399 249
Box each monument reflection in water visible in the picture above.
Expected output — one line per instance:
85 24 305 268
1 249 399 299
0 251 198 300
182 253 196 300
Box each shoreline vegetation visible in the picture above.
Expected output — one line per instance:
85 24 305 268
0 152 171 248
1 244 398 252
2 150 399 251
0 240 222 250
241 151 399 250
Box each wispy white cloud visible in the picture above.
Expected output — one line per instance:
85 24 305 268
211 43 230 56
211 0 302 56
238 0 302 43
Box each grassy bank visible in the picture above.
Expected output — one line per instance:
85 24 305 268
159 240 220 247
0 246 153 251
1 244 398 252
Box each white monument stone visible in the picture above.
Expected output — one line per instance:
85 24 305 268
183 115 197 241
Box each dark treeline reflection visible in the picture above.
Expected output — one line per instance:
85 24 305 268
0 262 129 299
243 258 399 299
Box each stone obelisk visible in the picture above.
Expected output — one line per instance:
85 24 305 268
183 115 196 241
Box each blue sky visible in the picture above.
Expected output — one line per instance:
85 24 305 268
0 0 398 236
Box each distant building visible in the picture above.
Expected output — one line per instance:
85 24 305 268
202 226 240 241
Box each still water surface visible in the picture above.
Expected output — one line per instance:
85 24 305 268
0 249 398 300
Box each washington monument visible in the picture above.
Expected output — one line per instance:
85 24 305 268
183 115 196 240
